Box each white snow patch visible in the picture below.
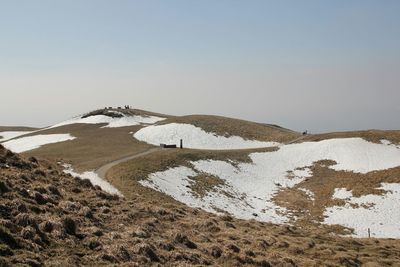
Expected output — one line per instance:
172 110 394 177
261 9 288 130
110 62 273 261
134 123 280 150
3 134 76 153
332 188 353 200
324 183 400 238
63 164 122 196
140 138 400 227
0 131 32 142
51 114 165 128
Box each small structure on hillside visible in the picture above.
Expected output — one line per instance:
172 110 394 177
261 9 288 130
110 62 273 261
302 130 308 135
160 143 177 149
160 139 183 149
124 105 130 109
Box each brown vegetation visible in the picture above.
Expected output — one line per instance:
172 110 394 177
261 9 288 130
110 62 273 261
0 126 39 132
2 144 400 266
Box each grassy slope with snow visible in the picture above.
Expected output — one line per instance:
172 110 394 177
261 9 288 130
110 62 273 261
3 110 400 238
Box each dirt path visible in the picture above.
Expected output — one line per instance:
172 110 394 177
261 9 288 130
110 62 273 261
284 134 310 145
95 147 161 179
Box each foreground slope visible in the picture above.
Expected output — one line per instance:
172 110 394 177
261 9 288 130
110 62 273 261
2 144 400 266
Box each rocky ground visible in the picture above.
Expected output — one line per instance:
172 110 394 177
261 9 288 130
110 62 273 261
1 144 400 266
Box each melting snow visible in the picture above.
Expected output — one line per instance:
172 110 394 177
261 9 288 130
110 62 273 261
134 123 280 149
3 134 76 153
140 138 400 230
140 165 290 222
0 131 32 142
332 188 353 200
381 139 400 149
324 183 400 238
51 114 165 128
63 164 122 196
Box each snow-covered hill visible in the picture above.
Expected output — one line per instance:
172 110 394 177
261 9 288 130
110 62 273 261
139 137 400 238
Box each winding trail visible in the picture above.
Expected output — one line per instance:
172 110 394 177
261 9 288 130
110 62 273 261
284 134 309 145
95 147 161 179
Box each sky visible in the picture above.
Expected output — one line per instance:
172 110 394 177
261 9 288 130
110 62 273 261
0 0 399 133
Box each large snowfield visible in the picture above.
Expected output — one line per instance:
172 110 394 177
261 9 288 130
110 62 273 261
3 134 76 153
52 114 165 128
140 137 400 237
134 123 280 149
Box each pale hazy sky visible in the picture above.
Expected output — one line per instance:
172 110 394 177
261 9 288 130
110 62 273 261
1 0 399 133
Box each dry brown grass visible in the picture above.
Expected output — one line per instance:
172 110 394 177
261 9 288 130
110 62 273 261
188 173 226 198
22 124 153 172
0 126 39 132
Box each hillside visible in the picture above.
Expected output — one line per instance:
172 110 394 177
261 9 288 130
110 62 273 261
1 109 400 251
0 108 297 171
2 144 400 266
